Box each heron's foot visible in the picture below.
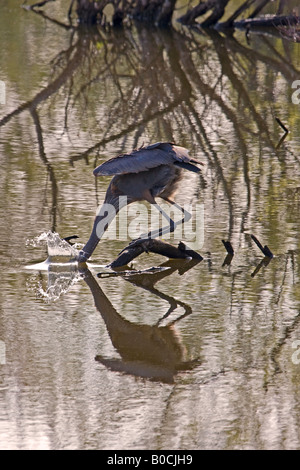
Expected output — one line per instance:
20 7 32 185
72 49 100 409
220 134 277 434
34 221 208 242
137 219 176 240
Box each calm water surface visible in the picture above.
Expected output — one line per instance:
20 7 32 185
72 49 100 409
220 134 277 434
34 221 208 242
0 1 300 450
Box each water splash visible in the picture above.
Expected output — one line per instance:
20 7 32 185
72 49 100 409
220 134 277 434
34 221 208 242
25 231 82 301
27 231 80 258
27 266 81 303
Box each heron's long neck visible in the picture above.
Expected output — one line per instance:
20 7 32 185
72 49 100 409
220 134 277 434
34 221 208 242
79 214 111 259
78 196 127 262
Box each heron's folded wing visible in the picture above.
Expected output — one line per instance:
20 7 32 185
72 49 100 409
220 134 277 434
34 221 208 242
94 146 175 176
93 142 202 176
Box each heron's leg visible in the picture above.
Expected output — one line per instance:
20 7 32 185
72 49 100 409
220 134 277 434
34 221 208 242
163 197 192 224
151 204 176 238
138 199 191 240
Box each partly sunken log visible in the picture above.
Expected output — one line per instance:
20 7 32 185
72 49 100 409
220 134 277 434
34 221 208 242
251 234 273 258
109 239 203 268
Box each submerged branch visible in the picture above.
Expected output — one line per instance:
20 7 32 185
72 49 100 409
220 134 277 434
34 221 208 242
178 0 230 27
251 234 273 258
109 239 203 268
23 0 56 8
233 14 300 29
221 0 257 28
275 117 289 134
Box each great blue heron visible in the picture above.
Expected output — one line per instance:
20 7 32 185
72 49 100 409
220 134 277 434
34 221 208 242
77 142 203 262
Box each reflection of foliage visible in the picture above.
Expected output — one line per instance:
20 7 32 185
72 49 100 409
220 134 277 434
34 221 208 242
1 5 299 399
1 21 299 234
27 0 300 33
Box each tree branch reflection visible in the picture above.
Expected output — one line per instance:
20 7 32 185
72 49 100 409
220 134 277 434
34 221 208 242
1 24 299 246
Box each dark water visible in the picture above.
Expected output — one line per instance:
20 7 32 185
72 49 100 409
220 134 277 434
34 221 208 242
1 1 300 450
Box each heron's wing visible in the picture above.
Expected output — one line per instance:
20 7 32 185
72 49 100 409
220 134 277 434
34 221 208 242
94 143 174 176
93 142 202 176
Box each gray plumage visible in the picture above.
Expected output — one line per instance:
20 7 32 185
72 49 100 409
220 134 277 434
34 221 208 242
78 142 203 262
93 142 202 176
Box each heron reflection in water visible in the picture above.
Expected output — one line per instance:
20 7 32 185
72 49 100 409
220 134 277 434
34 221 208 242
78 142 203 262
34 254 200 383
82 261 200 383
